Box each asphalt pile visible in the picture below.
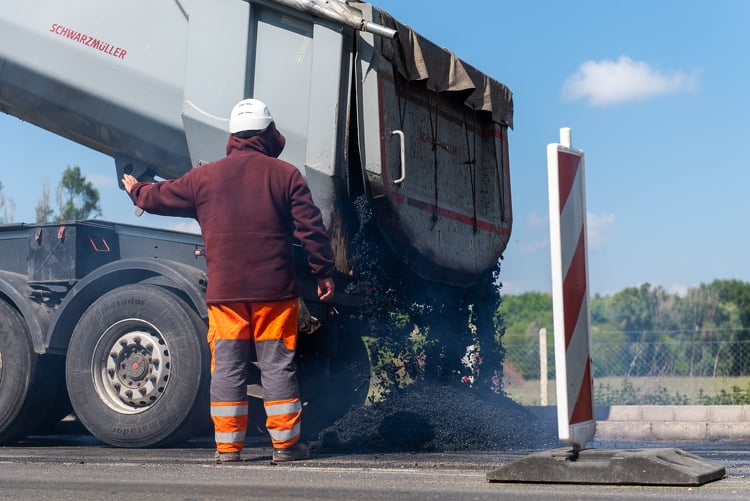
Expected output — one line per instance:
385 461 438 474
313 381 560 453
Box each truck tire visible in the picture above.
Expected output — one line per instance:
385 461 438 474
65 284 210 447
0 300 56 444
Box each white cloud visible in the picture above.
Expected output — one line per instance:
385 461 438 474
562 56 700 106
586 211 615 250
527 211 548 228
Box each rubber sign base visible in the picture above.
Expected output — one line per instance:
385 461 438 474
486 447 725 486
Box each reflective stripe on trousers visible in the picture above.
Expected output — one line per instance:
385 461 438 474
211 401 248 449
207 299 301 452
265 398 302 446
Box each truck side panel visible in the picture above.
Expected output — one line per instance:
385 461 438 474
0 0 514 287
0 225 30 274
0 0 193 179
246 3 353 270
182 0 251 167
353 5 514 286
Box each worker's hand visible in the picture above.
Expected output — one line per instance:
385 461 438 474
121 173 138 194
317 277 335 302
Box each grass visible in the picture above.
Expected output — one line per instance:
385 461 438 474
504 376 750 406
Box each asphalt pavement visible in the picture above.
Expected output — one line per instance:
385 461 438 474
1 433 750 500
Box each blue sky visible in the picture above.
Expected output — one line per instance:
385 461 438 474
1 1 748 296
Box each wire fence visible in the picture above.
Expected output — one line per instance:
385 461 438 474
502 338 750 406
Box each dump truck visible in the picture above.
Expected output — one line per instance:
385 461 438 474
0 0 514 447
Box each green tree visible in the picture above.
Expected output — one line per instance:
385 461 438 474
499 291 553 343
35 179 54 223
675 283 725 339
673 284 725 376
703 280 750 375
711 279 750 333
499 291 552 379
501 280 750 380
608 283 673 341
600 284 676 376
55 166 101 221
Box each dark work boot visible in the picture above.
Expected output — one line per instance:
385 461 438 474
215 450 241 464
272 443 310 463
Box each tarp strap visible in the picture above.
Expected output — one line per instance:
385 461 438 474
463 107 479 234
392 63 409 130
493 127 506 223
427 90 440 229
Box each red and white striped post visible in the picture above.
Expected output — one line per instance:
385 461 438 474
547 127 595 450
488 128 724 485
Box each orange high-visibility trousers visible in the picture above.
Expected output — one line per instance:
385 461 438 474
207 299 301 453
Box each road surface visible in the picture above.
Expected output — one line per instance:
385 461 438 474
1 432 750 500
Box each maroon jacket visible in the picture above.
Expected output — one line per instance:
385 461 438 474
128 124 335 303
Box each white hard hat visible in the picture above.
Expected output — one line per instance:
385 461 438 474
229 98 273 134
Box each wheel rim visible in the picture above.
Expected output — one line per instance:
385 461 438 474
90 319 172 414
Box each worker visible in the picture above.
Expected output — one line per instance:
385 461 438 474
121 98 335 464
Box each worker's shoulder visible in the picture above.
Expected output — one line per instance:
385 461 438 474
201 151 300 177
254 154 302 178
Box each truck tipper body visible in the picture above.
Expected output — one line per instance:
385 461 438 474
0 0 514 446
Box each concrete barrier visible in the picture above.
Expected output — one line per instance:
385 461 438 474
528 405 750 442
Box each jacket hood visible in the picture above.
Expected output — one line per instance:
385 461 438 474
225 122 286 158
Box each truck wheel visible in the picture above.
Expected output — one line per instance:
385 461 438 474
0 300 56 444
65 284 210 447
